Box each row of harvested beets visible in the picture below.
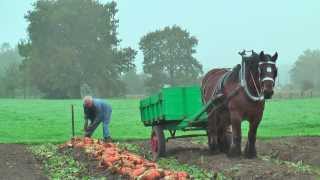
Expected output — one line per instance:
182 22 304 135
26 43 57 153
60 137 190 180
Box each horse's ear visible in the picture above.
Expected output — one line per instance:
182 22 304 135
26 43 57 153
271 52 278 62
259 51 265 61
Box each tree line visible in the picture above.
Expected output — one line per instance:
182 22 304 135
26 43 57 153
290 49 320 92
0 0 319 98
0 0 202 98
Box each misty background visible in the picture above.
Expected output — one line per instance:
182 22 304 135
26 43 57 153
0 0 319 98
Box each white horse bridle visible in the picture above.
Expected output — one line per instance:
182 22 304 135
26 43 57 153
259 61 276 84
240 60 276 101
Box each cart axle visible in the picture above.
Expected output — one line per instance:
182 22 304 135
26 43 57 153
166 134 207 142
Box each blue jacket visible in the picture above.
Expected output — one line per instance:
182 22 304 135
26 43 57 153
84 98 111 122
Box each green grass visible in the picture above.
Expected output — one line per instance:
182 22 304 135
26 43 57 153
0 99 150 143
0 98 319 143
247 98 320 137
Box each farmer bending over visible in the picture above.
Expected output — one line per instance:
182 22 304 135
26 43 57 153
83 96 112 142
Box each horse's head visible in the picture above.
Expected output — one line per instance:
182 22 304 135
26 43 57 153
258 51 278 99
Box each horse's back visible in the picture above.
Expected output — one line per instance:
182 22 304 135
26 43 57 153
201 68 229 102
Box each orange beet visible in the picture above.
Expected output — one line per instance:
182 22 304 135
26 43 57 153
144 162 157 168
117 167 132 175
62 137 190 179
134 158 144 165
141 169 161 180
177 172 188 177
131 167 146 177
164 170 173 176
102 155 120 164
83 137 93 144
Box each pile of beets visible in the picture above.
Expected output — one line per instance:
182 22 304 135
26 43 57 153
60 137 190 180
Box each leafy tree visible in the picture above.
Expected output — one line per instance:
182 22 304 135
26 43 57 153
0 43 23 97
139 25 203 93
19 0 135 98
290 49 320 91
0 63 21 97
121 69 146 95
0 43 21 76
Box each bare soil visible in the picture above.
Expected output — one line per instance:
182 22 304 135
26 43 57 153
2 137 319 180
0 144 47 180
136 136 320 180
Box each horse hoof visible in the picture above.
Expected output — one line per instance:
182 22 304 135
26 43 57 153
219 145 230 153
208 145 219 154
244 146 257 159
209 149 220 155
244 150 257 159
227 147 241 158
245 153 257 159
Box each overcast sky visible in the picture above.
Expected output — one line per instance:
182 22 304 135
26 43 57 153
1 0 319 72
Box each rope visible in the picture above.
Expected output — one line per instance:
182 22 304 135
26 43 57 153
249 71 261 97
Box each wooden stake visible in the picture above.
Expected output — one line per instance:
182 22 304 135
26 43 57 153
71 104 75 138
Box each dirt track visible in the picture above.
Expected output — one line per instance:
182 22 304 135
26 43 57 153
0 144 47 180
137 137 320 179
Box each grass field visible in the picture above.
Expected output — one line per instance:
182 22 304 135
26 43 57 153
0 98 319 143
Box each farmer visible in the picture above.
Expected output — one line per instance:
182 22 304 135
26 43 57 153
83 96 112 142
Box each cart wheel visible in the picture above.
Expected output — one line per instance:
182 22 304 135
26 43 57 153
150 125 166 161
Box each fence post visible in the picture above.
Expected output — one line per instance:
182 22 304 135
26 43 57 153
71 104 75 138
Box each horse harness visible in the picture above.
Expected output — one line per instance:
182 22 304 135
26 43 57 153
205 67 241 117
206 60 266 117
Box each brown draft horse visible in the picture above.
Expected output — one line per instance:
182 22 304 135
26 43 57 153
202 50 278 158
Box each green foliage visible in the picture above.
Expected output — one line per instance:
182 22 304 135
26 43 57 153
260 156 319 175
19 0 136 98
0 43 24 97
0 98 319 143
28 144 89 180
0 43 22 75
290 49 320 91
117 143 141 154
121 69 146 95
139 25 203 93
0 62 21 97
157 157 217 179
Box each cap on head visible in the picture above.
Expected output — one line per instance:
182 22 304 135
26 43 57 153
83 96 93 107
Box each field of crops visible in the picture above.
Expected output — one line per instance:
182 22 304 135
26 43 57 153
0 98 319 144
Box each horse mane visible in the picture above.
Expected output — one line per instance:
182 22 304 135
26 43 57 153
228 52 260 82
229 64 241 82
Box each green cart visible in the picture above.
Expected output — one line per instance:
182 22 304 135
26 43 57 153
139 85 222 160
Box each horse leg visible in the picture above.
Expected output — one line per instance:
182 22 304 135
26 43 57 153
228 112 242 157
244 119 261 158
218 126 232 153
222 125 232 153
217 126 224 152
207 114 219 153
217 112 232 153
